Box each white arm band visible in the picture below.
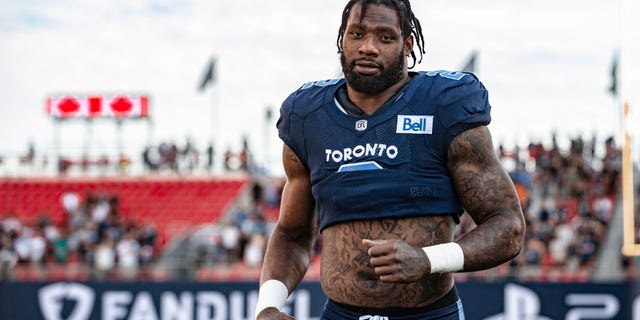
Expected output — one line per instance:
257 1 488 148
254 279 289 319
422 242 464 273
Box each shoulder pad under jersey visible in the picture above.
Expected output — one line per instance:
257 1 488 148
276 78 345 166
424 71 491 135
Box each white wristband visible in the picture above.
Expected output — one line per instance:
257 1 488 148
422 242 464 273
255 279 289 319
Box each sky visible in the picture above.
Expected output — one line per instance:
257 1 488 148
1 0 639 175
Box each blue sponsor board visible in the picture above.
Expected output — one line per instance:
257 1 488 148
0 281 638 319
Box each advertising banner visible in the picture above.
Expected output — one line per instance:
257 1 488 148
0 281 638 320
46 95 149 119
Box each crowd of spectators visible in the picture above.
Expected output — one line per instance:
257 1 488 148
141 137 254 175
0 137 255 176
142 139 200 174
455 134 630 281
186 180 285 278
0 191 158 281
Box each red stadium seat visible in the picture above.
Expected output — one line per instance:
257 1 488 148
0 176 249 248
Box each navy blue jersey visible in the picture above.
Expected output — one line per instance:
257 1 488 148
277 71 491 231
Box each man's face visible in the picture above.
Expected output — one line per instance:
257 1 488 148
340 3 412 95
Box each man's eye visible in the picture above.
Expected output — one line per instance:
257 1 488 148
351 32 364 38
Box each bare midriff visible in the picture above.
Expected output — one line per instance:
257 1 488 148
319 215 456 307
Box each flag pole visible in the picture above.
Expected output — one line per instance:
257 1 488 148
198 56 218 174
211 58 220 174
459 50 478 73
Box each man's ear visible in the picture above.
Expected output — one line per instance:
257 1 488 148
405 35 414 56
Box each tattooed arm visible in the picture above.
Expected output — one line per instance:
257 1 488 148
257 144 317 319
447 125 526 271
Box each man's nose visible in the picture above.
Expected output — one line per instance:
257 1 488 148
358 36 379 56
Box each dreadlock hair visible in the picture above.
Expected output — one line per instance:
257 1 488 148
336 0 426 69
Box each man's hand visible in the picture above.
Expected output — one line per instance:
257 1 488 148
256 307 294 320
362 239 431 282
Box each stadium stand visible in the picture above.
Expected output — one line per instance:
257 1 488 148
1 176 247 238
0 175 249 280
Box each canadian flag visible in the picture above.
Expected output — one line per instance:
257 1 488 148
46 94 149 119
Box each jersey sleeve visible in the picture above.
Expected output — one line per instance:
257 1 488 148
436 72 491 147
276 91 309 167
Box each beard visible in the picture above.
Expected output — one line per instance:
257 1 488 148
341 49 406 95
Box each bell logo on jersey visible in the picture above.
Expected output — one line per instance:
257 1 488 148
396 115 433 134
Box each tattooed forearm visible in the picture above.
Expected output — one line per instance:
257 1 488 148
447 126 526 272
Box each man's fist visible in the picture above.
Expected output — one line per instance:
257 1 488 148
362 238 431 282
